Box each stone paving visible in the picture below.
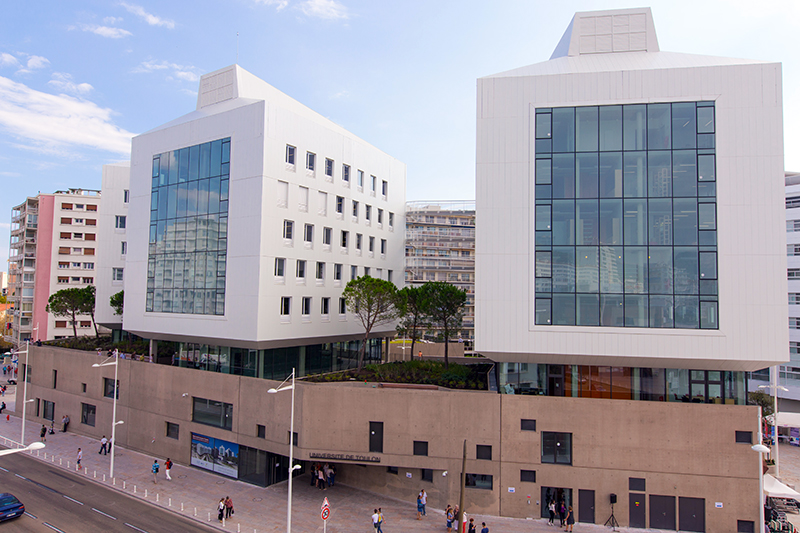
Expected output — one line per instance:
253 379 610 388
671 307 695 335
0 383 673 532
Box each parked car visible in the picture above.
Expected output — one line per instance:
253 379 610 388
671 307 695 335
0 493 24 522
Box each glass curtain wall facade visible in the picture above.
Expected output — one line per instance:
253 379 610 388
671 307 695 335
498 362 746 404
534 103 718 329
169 338 383 379
147 137 231 315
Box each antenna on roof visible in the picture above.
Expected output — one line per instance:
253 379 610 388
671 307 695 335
236 32 239 64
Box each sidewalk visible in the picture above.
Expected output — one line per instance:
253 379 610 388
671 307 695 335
0 384 653 532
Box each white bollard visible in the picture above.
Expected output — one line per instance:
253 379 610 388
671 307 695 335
168 497 171 507
156 494 159 503
103 474 106 482
208 512 210 522
195 507 197 517
181 502 184 512
144 489 148 498
222 517 225 527
238 524 241 532
93 471 96 478
134 485 136 494
123 481 126 490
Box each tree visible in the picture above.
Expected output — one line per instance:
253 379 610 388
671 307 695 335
342 276 399 370
395 285 431 360
79 285 99 337
110 290 124 317
46 288 85 338
425 282 467 369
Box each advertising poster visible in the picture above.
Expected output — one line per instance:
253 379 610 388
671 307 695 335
190 432 239 479
191 433 215 471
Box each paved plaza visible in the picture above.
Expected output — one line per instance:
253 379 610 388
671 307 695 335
0 384 691 532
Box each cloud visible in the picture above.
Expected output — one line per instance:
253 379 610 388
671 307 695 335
0 76 134 156
120 2 175 29
104 16 123 24
27 56 50 69
254 0 289 11
0 53 19 68
77 24 133 38
132 60 201 83
300 0 349 19
48 72 94 95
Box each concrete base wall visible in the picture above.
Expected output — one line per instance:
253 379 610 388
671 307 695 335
19 345 760 532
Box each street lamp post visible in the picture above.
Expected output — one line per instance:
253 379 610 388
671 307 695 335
753 406 770 531
759 366 789 479
0 441 45 457
268 368 299 533
93 349 123 479
19 324 37 448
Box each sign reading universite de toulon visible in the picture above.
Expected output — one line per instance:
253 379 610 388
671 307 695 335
309 452 381 463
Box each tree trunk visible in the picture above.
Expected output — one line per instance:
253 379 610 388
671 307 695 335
357 332 368 371
410 315 417 360
71 309 78 338
443 323 449 369
90 311 99 337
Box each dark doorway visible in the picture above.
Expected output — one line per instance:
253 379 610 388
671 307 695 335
541 487 573 519
578 489 595 523
548 364 565 396
629 492 646 528
679 497 705 532
369 421 384 453
649 495 676 530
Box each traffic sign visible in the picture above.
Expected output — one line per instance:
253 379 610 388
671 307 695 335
321 497 330 509
321 507 330 521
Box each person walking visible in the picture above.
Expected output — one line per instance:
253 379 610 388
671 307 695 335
0 402 6 414
61 415 67 432
548 500 556 525
224 496 234 519
76 448 82 470
40 425 47 443
416 492 424 520
151 459 159 484
324 463 333 487
372 508 380 531
420 488 427 516
559 501 567 527
218 498 225 522
565 505 575 532
49 420 54 434
165 458 173 480
377 508 385 533
99 436 108 455
317 465 326 489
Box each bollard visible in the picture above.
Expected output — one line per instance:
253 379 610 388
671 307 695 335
93 471 96 478
113 477 116 486
103 474 106 482
168 497 171 507
123 481 126 490
145 489 148 498
134 485 137 494
223 517 226 527
156 494 159 503
207 512 210 522
238 524 241 532
194 507 197 517
181 502 184 512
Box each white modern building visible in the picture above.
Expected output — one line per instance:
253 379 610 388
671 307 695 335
476 7 786 531
95 163 131 334
123 65 406 373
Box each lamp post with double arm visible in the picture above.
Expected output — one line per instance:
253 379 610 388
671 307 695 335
268 368 300 533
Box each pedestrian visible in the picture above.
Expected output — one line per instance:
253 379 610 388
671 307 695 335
565 505 575 532
421 488 427 516
317 464 326 489
165 457 173 480
49 420 54 434
377 508 385 533
225 496 234 519
324 463 333 487
107 437 113 453
0 401 5 414
99 435 108 455
40 425 46 443
416 491 424 520
446 505 455 532
218 498 225 522
372 508 380 531
76 448 82 470
468 518 476 533
481 522 489 533
5 414 8 423
559 501 566 527
548 500 556 525
311 464 317 486
330 464 336 486
151 459 159 483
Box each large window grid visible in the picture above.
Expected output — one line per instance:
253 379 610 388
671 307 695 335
148 137 230 315
534 103 718 329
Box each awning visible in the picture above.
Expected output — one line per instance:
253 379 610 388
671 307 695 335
766 412 800 428
764 474 800 499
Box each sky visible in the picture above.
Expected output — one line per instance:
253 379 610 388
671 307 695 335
1 0 798 269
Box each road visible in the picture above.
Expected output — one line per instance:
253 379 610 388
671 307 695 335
0 450 219 533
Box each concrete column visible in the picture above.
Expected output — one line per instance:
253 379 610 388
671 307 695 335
149 339 157 359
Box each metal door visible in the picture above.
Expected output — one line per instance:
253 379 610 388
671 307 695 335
629 493 646 528
578 489 595 523
679 497 705 532
369 421 384 453
649 495 676 530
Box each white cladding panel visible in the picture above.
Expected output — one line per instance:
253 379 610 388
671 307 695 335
125 78 406 347
476 60 787 371
96 164 130 328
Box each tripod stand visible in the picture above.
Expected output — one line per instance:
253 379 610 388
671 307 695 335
604 504 619 531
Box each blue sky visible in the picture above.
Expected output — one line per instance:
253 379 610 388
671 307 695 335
1 0 798 268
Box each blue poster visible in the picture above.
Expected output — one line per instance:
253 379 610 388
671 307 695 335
191 432 239 479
